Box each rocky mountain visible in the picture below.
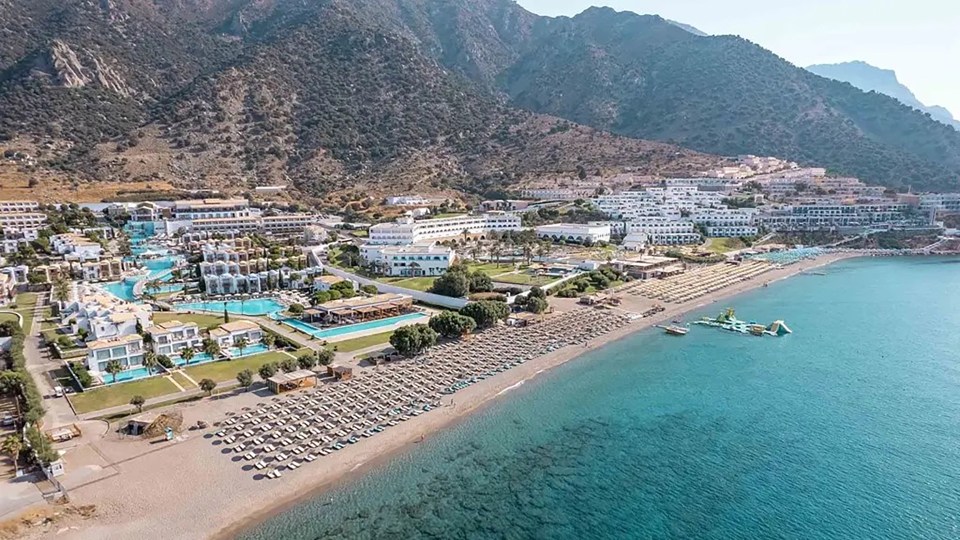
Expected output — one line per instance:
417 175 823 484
390 3 959 192
1 0 959 199
806 61 960 131
0 0 715 200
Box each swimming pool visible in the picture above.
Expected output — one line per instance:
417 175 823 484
103 280 138 301
278 312 428 340
176 298 285 316
106 366 155 384
174 343 272 366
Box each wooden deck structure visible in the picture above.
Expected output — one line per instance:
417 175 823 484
307 293 414 324
266 370 318 394
327 365 354 381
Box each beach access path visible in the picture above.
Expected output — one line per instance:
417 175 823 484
22 252 858 540
22 293 78 429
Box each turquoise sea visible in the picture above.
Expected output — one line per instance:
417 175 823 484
240 257 960 540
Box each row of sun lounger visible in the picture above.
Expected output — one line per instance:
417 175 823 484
625 261 774 303
211 308 633 479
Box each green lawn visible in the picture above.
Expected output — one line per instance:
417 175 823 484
70 376 182 414
703 237 747 254
0 313 20 326
170 372 196 389
326 330 395 352
40 319 59 331
153 311 228 330
377 262 515 293
466 262 514 275
379 275 438 292
183 351 291 383
490 272 556 286
12 292 38 331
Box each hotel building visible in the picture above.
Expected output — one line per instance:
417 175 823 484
368 214 521 245
535 223 612 244
85 334 146 381
208 320 264 349
146 321 202 357
360 244 456 277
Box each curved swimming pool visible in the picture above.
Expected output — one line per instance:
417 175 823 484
175 298 285 316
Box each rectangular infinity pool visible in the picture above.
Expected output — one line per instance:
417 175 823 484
176 298 284 316
278 312 428 339
173 344 270 366
106 366 155 384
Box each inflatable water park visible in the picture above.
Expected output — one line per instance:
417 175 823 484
692 308 792 337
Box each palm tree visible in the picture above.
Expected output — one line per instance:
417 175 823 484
52 276 71 305
469 242 483 262
234 336 249 358
142 352 158 375
105 360 123 383
263 333 276 349
180 347 195 366
1 435 23 477
536 241 552 262
145 279 162 296
490 242 504 267
521 242 534 266
202 338 221 359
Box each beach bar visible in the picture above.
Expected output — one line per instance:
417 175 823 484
327 365 354 381
309 293 414 324
266 370 318 394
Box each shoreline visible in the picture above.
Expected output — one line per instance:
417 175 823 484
40 252 861 540
216 251 862 539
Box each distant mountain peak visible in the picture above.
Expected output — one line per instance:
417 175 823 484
665 19 708 36
807 61 959 130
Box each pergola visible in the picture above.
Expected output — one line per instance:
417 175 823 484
267 369 318 394
312 294 414 324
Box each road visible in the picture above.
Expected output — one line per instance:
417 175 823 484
22 293 79 429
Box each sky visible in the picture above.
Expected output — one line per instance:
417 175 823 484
516 0 960 116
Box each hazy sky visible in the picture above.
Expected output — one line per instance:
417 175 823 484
517 0 960 115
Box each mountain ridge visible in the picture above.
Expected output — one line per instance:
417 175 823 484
1 0 959 198
0 0 716 201
806 60 960 131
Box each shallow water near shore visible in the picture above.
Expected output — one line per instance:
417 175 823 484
239 257 960 539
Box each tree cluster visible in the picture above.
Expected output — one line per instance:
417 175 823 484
389 324 438 357
430 263 493 298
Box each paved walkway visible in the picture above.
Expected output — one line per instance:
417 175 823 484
22 294 78 429
235 314 319 352
166 374 186 392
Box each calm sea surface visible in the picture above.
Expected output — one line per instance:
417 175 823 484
240 257 960 540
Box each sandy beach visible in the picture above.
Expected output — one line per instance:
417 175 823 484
30 252 857 540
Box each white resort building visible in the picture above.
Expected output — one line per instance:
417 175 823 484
146 321 202 357
208 321 264 349
367 214 521 245
361 244 455 277
85 334 146 381
59 286 152 341
535 223 612 244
